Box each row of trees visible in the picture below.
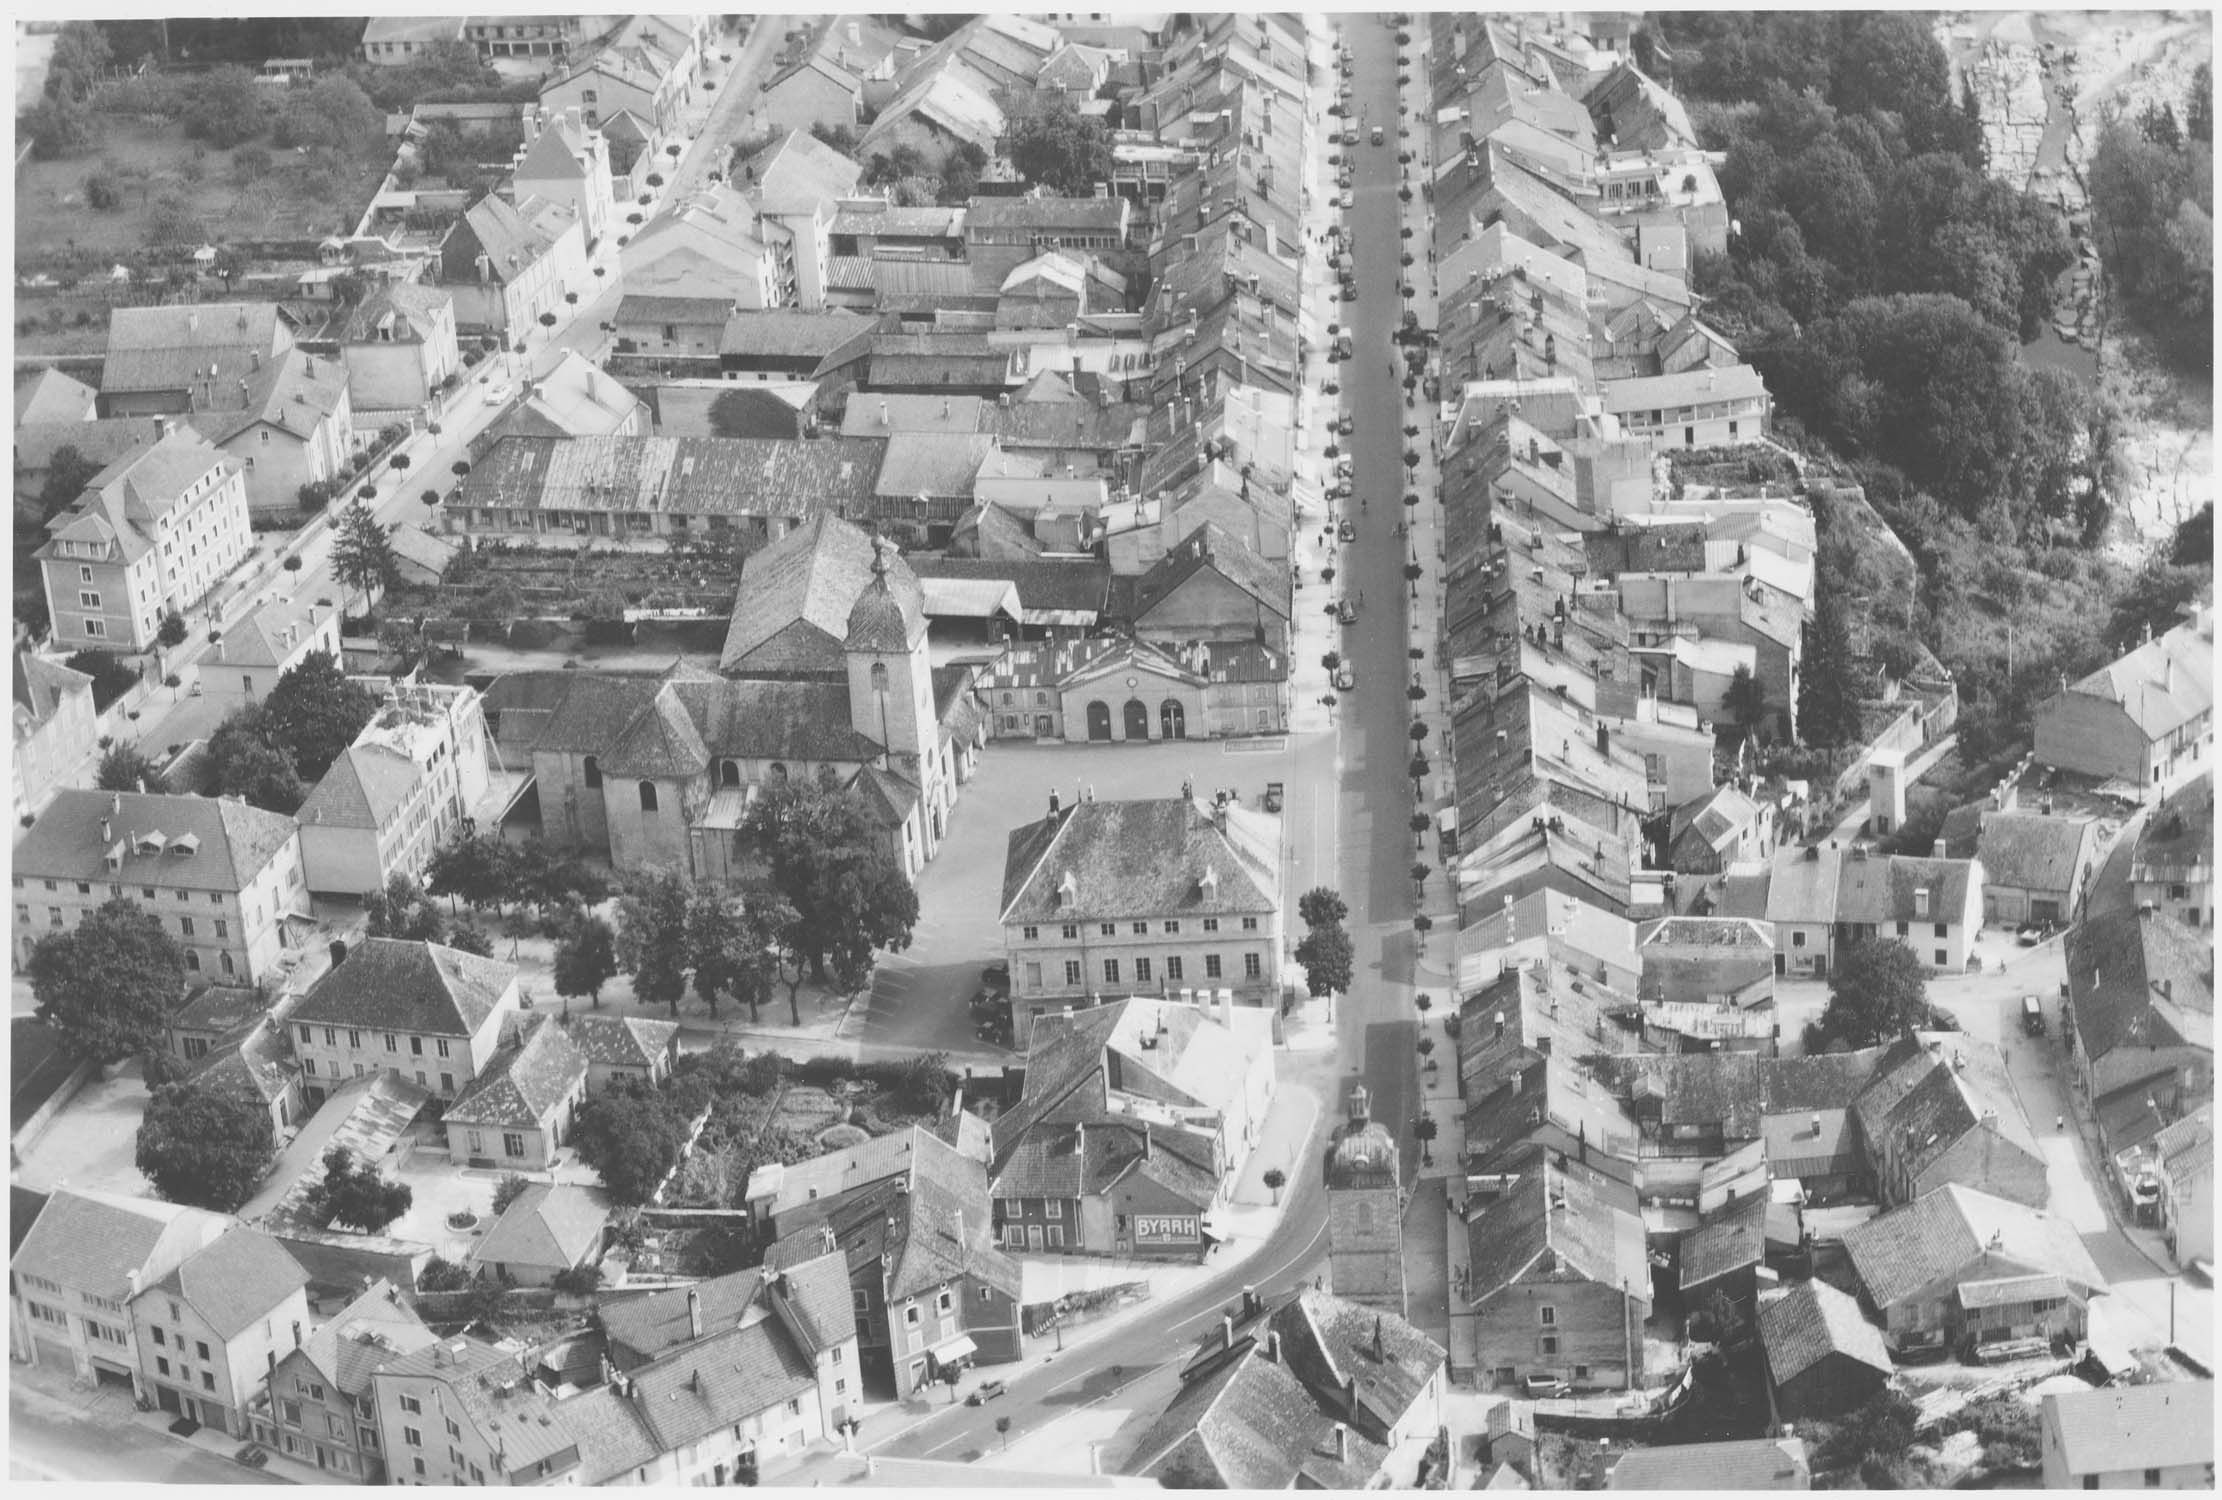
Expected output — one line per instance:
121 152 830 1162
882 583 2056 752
2089 71 2216 372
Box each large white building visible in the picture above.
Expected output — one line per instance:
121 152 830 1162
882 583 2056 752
298 679 493 895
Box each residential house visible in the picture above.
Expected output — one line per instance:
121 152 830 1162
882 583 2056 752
127 1225 313 1437
999 792 1284 1020
717 310 877 384
1974 810 2099 927
1667 783 1773 875
96 302 297 418
989 996 1275 1262
745 1125 987 1238
1757 1279 1893 1421
513 108 615 252
478 350 650 446
204 598 343 702
436 192 590 338
388 522 461 585
182 1016 308 1141
11 788 309 984
1598 365 1770 449
443 1013 591 1172
617 185 776 351
964 195 1133 290
560 1013 682 1094
15 366 99 424
2034 607 2214 797
298 680 494 895
737 131 865 313
10 1188 230 1389
463 14 612 65
1607 1438 1811 1490
1636 915 1775 1020
361 17 466 64
1762 846 1985 976
2154 1104 2214 1265
1678 1191 1770 1325
2131 773 2213 930
1123 1290 1448 1489
1841 1183 2106 1357
182 348 352 518
2039 1382 2215 1490
286 937 522 1106
761 55 865 139
1756 1049 1879 1201
166 983 266 1064
465 1182 607 1286
11 652 95 821
1764 846 1841 978
369 1335 582 1485
765 1131 1022 1402
1853 1033 2047 1210
37 424 252 653
2063 907 2213 1110
251 1277 437 1481
1463 1159 1652 1392
338 283 461 418
578 1249 860 1484
12 415 168 503
540 15 699 134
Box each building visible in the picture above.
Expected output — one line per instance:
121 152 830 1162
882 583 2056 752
1667 783 1773 875
463 13 610 64
1463 1159 1651 1392
764 1130 1022 1402
361 16 465 64
1761 846 1985 976
1607 1437 1811 1490
1123 1289 1448 1489
2034 607 2214 797
465 1182 607 1286
513 108 616 253
1756 1280 1892 1421
182 348 353 519
560 1013 682 1094
540 14 698 133
182 1016 308 1141
1756 1049 1878 1201
616 185 776 350
204 598 343 702
976 636 1289 744
745 1124 983 1237
761 55 866 139
37 424 252 653
1974 810 2099 928
1852 1033 2047 1210
252 1278 435 1480
297 680 494 895
436 192 590 337
369 1335 582 1485
717 310 877 383
13 415 169 503
1124 522 1292 655
11 1188 230 1389
96 302 297 418
16 366 99 424
443 1013 591 1171
286 937 522 1106
2154 1104 2214 1265
2063 907 2213 1107
1677 1192 1770 1325
128 1225 312 1438
1840 1183 2106 1358
2131 773 2214 930
1326 1086 1405 1315
338 284 461 417
480 349 650 445
12 652 95 822
2039 1382 2215 1490
999 791 1284 1020
11 788 309 984
1598 365 1771 449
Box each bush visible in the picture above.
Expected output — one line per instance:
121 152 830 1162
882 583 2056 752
84 171 121 210
64 649 140 712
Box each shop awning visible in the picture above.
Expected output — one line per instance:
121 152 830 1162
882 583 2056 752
932 1334 978 1365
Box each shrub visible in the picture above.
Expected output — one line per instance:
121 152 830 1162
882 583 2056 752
83 171 121 210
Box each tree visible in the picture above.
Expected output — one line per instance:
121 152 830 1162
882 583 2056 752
617 868 693 1015
1003 89 1112 194
1262 1167 1286 1206
27 92 94 159
259 649 377 782
444 921 494 957
29 898 184 1064
425 832 518 915
1414 1114 1438 1163
554 913 620 1009
332 498 400 617
571 1084 693 1205
418 1255 472 1292
744 769 920 991
96 742 161 793
1722 665 1771 737
365 871 445 940
144 191 204 252
1296 887 1349 930
46 20 112 101
137 1078 275 1211
491 1173 533 1215
687 886 791 1022
278 76 380 158
302 1146 414 1233
155 610 188 648
1294 920 1354 998
183 65 267 148
938 1361 964 1402
203 708 308 812
1819 938 1931 1047
37 444 105 526
63 647 139 711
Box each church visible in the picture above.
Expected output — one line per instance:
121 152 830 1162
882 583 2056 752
1326 1084 1406 1315
481 515 985 883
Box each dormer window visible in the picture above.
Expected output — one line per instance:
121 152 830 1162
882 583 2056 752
136 831 167 856
169 834 200 857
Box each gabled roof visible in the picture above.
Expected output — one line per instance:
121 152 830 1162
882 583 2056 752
717 309 875 363
999 795 1279 924
2157 1102 2215 1181
372 1335 578 1473
1608 1437 1809 1490
2064 908 2215 1064
771 1123 1021 1305
213 594 331 670
12 416 168 477
14 788 298 893
2052 607 2215 741
451 192 573 284
297 741 426 830
1759 1278 1893 1388
1678 1191 1769 1292
1466 1160 1649 1303
15 367 97 424
446 1014 589 1129
1977 811 2096 893
290 938 517 1037
2042 1381 2216 1476
143 1225 309 1339
720 514 922 676
101 301 291 395
742 129 864 210
1841 1183 2106 1310
339 282 453 345
11 1187 230 1305
469 1182 607 1273
13 651 93 729
1854 1033 2042 1190
36 430 236 567
299 1278 438 1396
559 1013 680 1069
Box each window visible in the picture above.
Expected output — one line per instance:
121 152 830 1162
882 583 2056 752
639 780 659 812
360 1426 378 1449
2144 1471 2161 1487
82 619 104 638
1205 954 1223 979
404 1427 423 1448
152 1328 166 1346
1936 950 1948 966
78 591 101 609
1061 923 1079 939
436 1039 451 1059
1539 1335 1559 1355
413 1459 425 1477
214 919 228 939
1166 955 1184 980
1164 919 1181 934
1024 961 1042 988
347 1029 360 1049
1131 921 1148 935
1791 931 1806 948
1242 916 1259 931
1103 958 1120 984
938 1290 953 1313
159 1357 174 1378
1021 925 1039 940
1243 953 1261 979
384 1034 398 1053
446 1418 461 1439
1539 1306 1557 1326
1045 1199 1062 1218
1202 918 1220 933
1934 922 1949 939
583 755 601 788
400 1395 422 1415
1135 957 1153 983
197 1341 210 1361
202 1372 216 1391
411 1036 423 1056
504 1133 526 1157
1098 922 1116 937
904 1304 921 1327
1064 960 1082 985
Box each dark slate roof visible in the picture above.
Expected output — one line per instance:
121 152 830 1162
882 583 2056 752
558 1014 680 1069
1756 1049 1885 1113
603 1266 770 1363
999 796 1278 923
1841 1184 2105 1310
777 1123 1022 1304
1465 1160 1648 1303
146 1225 310 1340
14 789 299 893
9 1186 49 1256
171 984 266 1038
1593 1052 1764 1141
1677 1191 1768 1292
1128 520 1290 623
445 1014 589 1130
1758 1279 1893 1388
290 938 516 1037
298 1278 439 1397
721 514 923 676
2065 909 2214 1064
718 309 877 362
1977 812 2096 894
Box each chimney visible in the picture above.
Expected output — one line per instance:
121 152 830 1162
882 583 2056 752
1596 723 1609 757
1333 1422 1350 1463
155 415 175 441
880 399 889 426
329 939 349 969
687 1286 704 1340
1263 1329 1280 1362
292 1320 304 1348
1049 789 1061 820
1221 1313 1235 1350
100 817 112 844
1810 1112 1822 1139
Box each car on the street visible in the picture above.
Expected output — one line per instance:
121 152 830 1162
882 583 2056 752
1522 1376 1571 1399
2016 924 2048 946
982 960 1010 994
1340 189 1354 210
1341 128 1358 145
1338 598 1357 624
483 381 514 406
1336 414 1354 435
1333 664 1355 691
1335 335 1354 360
966 1379 1007 1406
1372 125 1386 146
1338 519 1357 542
2021 994 2046 1037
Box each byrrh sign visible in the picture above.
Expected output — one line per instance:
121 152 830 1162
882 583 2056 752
1133 1214 1201 1243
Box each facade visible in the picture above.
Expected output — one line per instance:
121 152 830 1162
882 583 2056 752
436 192 590 337
297 681 494 895
1325 1086 1405 1314
2064 908 2213 1106
1464 1161 1651 1392
361 17 465 63
977 636 1289 743
11 789 308 984
1852 1033 2048 1210
2131 773 2214 929
2039 1382 2215 1490
11 652 95 822
513 108 616 252
338 284 461 416
204 598 343 702
128 1226 313 1438
369 1335 582 1485
2154 1104 2214 1265
442 1014 591 1172
251 1278 437 1481
11 1188 230 1390
1000 792 1284 1020
539 14 698 133
1974 810 2099 927
1667 783 1772 875
183 349 352 519
2034 607 2214 797
762 57 865 139
37 425 251 653
560 1013 682 1094
1598 365 1770 449
464 1182 606 1285
286 938 522 1106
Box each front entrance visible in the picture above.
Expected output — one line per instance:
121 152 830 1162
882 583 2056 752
1086 700 1112 741
1160 699 1187 739
156 1385 182 1416
1035 713 1055 737
1027 1223 1045 1250
1123 699 1150 740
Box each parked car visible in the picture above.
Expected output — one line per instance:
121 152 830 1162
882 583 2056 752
1336 414 1354 435
1338 598 1357 625
483 381 514 407
1522 1376 1571 1399
982 961 1010 994
1372 125 1386 146
1333 664 1355 691
2016 923 2049 946
2021 994 2046 1037
965 1379 1008 1406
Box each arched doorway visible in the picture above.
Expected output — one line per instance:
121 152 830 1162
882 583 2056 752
1123 699 1151 740
1085 700 1113 741
1160 699 1187 739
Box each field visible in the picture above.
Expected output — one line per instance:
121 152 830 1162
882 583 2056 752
14 114 381 267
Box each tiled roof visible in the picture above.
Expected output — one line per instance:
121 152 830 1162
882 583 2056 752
603 1266 769 1362
11 1188 227 1304
452 192 571 285
1758 1278 1893 1388
2053 607 2215 741
446 1014 589 1130
14 367 97 423
188 1019 298 1107
101 302 290 394
1608 1437 1809 1490
468 1182 607 1273
1841 1183 2105 1311
14 789 297 893
625 1317 819 1454
558 1014 680 1069
565 1385 663 1485
775 1123 1021 1305
717 309 877 361
1757 1049 1885 1113
721 514 921 676
1466 1159 1648 1302
298 740 423 831
145 1225 309 1339
908 557 1112 618
300 1278 439 1397
213 594 333 670
2065 909 2214 1064
290 938 516 1037
12 651 92 730
1854 1033 2041 1191
2157 1103 2215 1180
373 1336 578 1473
756 1124 945 1222
170 983 265 1038
184 347 349 446
999 796 1278 923
37 430 237 568
1678 1191 1768 1291
874 430 1000 499
12 416 167 477
2133 773 2214 881
2041 1381 2216 1476
742 129 863 212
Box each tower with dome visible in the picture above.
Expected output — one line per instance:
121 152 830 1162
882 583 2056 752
1325 1083 1406 1313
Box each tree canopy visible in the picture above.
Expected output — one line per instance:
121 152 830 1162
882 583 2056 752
2089 98 2215 372
616 867 693 1015
137 1078 275 1211
301 1146 414 1233
553 912 620 1009
29 898 184 1063
1819 937 1931 1047
365 871 447 941
203 708 309 813
1294 921 1354 998
1296 887 1349 930
743 768 919 991
261 649 378 783
331 498 401 615
96 742 162 793
1003 89 1113 194
571 1083 695 1205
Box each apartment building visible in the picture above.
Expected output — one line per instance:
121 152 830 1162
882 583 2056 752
297 680 493 895
286 938 521 1106
11 1188 230 1389
370 1335 581 1485
128 1226 313 1438
251 1278 437 1481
